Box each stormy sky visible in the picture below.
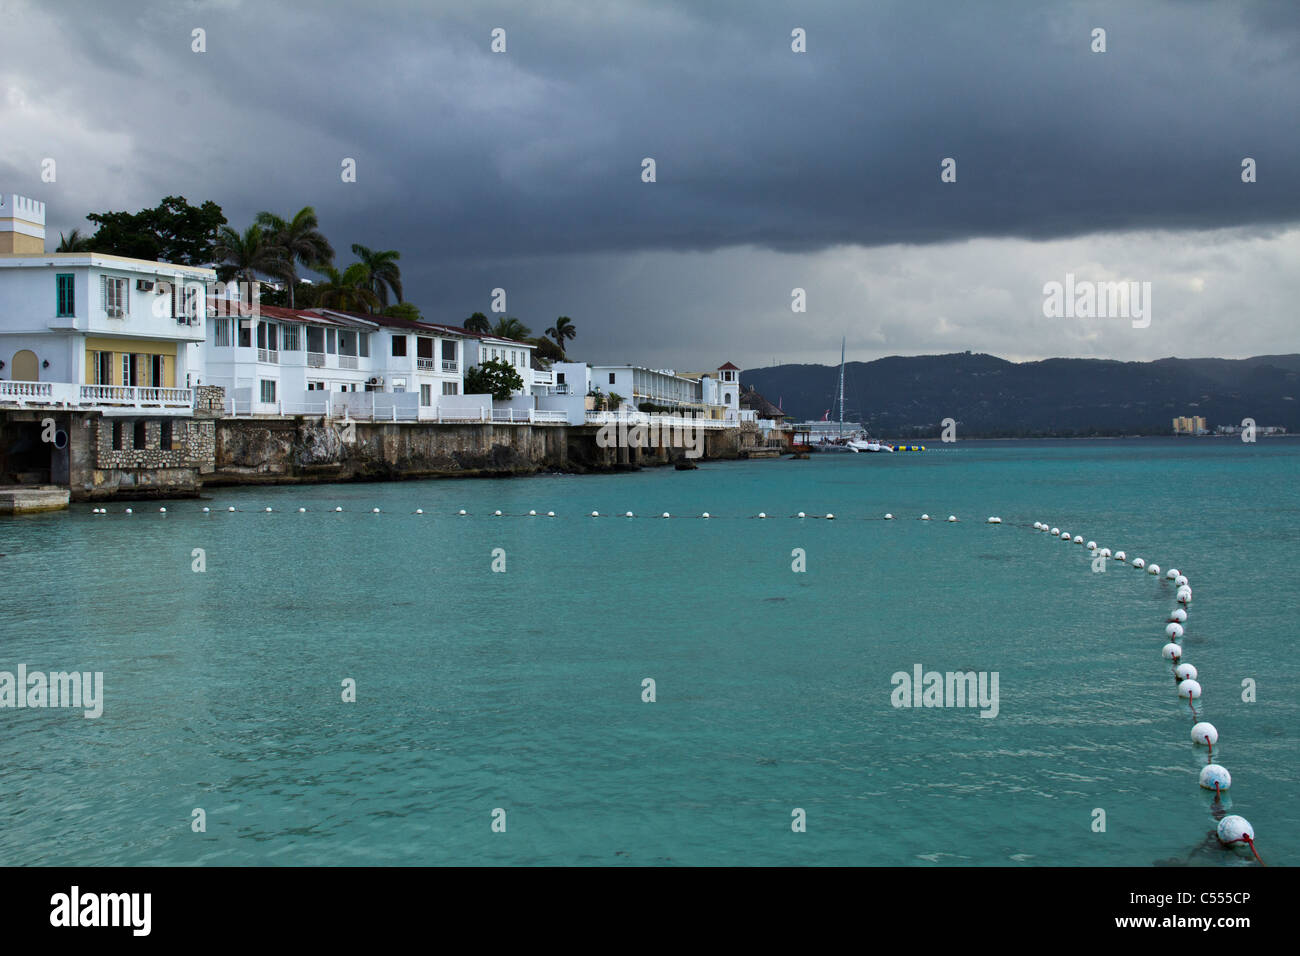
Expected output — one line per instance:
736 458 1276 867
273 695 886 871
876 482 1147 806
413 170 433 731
3 0 1298 370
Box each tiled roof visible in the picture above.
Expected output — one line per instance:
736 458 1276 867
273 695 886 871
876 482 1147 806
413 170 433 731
717 361 740 371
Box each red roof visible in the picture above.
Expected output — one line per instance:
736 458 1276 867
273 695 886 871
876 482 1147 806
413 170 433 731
717 361 740 371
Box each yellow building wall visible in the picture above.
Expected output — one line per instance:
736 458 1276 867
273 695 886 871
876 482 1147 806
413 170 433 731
84 337 177 387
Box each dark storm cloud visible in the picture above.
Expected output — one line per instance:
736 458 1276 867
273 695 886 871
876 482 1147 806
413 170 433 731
2 0 1297 366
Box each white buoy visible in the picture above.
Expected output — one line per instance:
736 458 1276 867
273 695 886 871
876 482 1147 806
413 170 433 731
987 516 1001 524
1161 642 1182 661
334 506 342 512
923 514 932 521
1175 575 1188 588
547 511 555 517
885 513 894 520
415 509 423 515
827 513 835 520
1133 557 1145 569
373 508 381 514
758 512 767 519
458 509 467 515
1086 540 1096 550
662 512 670 519
493 510 502 516
1191 722 1218 747
1177 586 1192 605
299 507 307 513
1050 527 1059 536
591 511 599 517
1166 568 1179 580
202 507 210 513
798 512 806 518
265 507 272 513
624 511 634 517
1099 548 1111 558
1216 815 1253 846
1073 535 1083 544
1178 678 1202 700
1166 622 1184 639
1199 764 1231 791
528 510 535 516
702 512 710 519
1034 522 1042 529
159 507 167 513
1147 563 1160 575
1169 608 1187 623
1175 662 1198 681
125 508 133 514
1115 550 1127 563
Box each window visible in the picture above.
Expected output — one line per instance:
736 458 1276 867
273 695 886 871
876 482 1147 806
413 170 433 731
725 392 732 403
121 353 142 387
326 329 336 354
391 335 407 357
214 318 232 347
392 378 407 392
442 382 459 395
150 354 165 387
101 276 128 317
133 420 147 449
557 373 565 385
56 274 75 317
417 337 434 359
112 421 124 450
281 325 300 351
160 420 174 451
609 373 616 385
307 381 325 391
238 318 253 347
306 326 325 353
260 380 277 403
359 333 369 358
442 340 456 360
257 322 269 349
90 351 112 385
420 384 432 407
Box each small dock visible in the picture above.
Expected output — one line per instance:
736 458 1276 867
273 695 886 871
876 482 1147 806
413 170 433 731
0 485 70 515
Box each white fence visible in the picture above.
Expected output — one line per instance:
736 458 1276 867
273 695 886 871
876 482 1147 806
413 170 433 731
0 380 194 415
220 390 568 424
584 410 736 430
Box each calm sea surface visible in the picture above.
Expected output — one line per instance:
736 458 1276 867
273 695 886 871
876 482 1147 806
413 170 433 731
1 437 1296 866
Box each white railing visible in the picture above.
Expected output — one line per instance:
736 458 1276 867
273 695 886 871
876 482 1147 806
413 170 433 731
257 348 279 363
307 351 326 368
529 408 568 423
0 381 193 414
338 355 359 369
532 369 555 386
442 360 458 373
417 358 436 371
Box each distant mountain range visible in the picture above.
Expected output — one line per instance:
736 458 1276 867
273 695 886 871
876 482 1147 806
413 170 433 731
741 353 1300 437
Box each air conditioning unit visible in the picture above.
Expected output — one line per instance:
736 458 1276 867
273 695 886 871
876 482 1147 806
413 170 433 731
136 279 154 292
367 377 381 386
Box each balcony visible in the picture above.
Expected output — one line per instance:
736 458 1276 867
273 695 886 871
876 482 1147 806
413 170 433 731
417 358 436 371
0 381 195 416
307 351 326 368
339 355 359 369
257 348 279 364
532 369 555 386
442 360 458 373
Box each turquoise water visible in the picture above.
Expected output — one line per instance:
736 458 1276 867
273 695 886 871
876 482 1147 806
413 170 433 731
1 438 1295 866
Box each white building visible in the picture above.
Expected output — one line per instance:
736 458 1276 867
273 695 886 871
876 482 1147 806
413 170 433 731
535 360 743 426
0 194 210 416
465 335 542 397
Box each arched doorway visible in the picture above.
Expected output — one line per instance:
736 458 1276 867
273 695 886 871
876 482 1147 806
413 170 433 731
11 350 38 381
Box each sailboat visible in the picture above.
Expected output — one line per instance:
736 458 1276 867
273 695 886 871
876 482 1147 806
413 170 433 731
802 339 894 453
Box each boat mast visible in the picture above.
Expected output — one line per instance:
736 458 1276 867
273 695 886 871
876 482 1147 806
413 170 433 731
838 337 846 438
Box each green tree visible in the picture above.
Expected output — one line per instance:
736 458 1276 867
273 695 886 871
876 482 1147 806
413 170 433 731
545 316 576 354
213 224 286 298
464 358 525 401
382 301 422 322
492 316 531 341
255 207 334 308
530 336 565 363
463 312 491 333
85 196 226 264
350 244 402 307
56 228 92 252
607 392 625 411
316 262 380 313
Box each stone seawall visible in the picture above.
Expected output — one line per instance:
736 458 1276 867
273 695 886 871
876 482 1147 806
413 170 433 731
208 418 572 485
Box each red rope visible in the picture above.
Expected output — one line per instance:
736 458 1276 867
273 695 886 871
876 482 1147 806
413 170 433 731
1242 836 1265 866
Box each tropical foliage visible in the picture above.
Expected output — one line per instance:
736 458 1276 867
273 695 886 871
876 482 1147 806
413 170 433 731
315 263 381 313
546 316 576 354
351 244 403 307
255 207 334 308
463 312 491 333
464 358 524 401
84 196 227 264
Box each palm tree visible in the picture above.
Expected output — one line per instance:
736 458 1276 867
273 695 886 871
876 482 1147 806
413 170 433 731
316 263 380 313
463 312 491 333
56 228 93 252
492 316 532 341
213 224 285 303
255 207 334 308
350 244 402 307
546 316 576 354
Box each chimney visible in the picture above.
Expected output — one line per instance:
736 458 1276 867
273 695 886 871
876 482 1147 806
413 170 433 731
0 194 47 254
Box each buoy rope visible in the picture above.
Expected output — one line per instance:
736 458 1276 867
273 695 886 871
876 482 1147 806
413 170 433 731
1241 835 1265 866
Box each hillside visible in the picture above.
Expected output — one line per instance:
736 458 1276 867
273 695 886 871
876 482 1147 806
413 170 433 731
742 353 1300 437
